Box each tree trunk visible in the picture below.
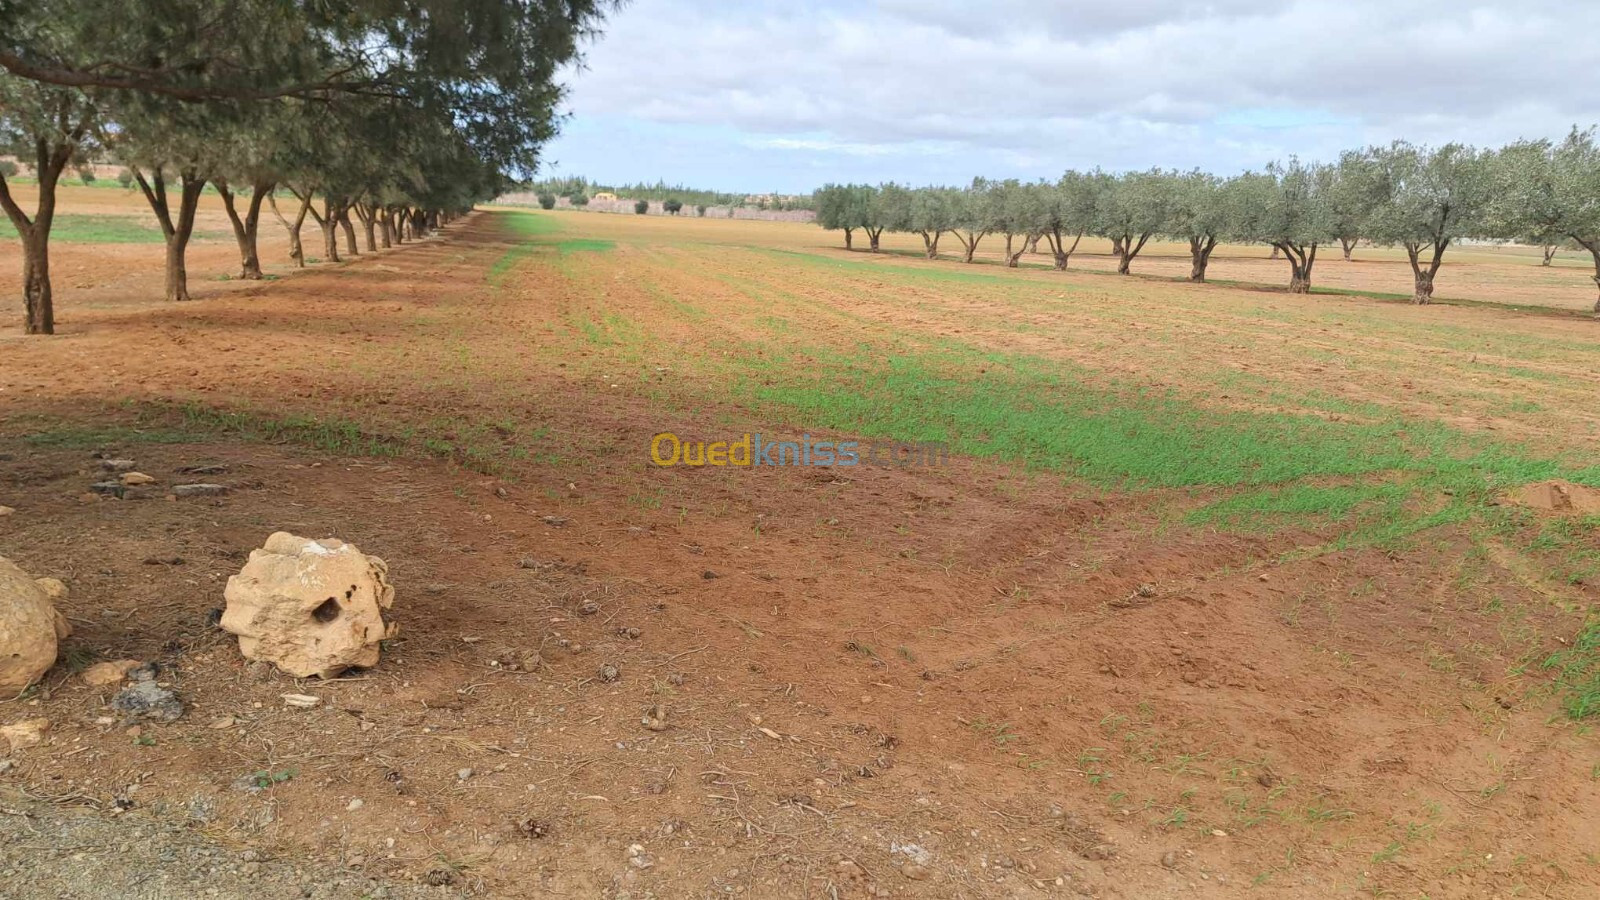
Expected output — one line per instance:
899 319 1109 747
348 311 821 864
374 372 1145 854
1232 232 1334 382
354 203 377 252
1279 242 1317 293
1270 245 1281 260
1004 234 1027 267
1113 233 1149 276
166 174 204 302
843 227 853 250
867 228 881 252
957 230 984 263
1413 271 1436 304
1189 236 1216 282
135 166 205 301
1542 245 1557 267
20 230 52 334
216 178 268 280
1026 235 1039 254
319 198 342 263
1110 236 1125 259
1340 237 1356 261
1583 242 1600 313
921 231 940 259
1405 239 1447 305
4 153 68 334
339 209 359 256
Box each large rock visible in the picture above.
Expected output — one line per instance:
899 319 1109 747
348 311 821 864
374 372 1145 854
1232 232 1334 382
221 533 397 678
0 557 65 695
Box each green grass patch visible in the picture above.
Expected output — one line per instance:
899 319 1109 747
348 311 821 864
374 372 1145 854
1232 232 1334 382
0 214 168 244
557 238 615 254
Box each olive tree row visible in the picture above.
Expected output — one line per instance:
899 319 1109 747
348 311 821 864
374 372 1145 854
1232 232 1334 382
816 134 1600 309
0 0 617 334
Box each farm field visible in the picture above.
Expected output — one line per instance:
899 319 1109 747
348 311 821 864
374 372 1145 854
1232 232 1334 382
2 200 1600 898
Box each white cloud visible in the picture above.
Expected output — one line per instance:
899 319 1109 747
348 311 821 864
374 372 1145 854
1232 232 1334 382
547 0 1600 190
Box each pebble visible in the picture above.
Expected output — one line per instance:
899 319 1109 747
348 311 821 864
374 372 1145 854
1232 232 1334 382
111 681 184 723
347 799 365 811
901 863 930 880
120 472 156 486
598 663 620 683
0 505 14 516
100 459 137 472
1161 851 1178 869
457 768 473 782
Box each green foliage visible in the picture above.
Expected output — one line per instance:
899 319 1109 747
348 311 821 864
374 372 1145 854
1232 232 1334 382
536 192 556 210
663 198 683 214
634 198 649 214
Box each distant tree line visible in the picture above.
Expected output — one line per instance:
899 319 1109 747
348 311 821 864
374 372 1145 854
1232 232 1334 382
0 0 618 335
523 176 816 212
815 132 1600 311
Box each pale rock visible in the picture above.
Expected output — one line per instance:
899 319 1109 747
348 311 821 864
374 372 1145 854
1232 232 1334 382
0 506 14 516
34 578 71 640
82 660 141 687
0 557 63 695
120 472 156 486
0 718 49 751
222 532 397 678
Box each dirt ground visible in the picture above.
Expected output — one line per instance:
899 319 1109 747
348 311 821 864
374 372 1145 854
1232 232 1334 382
1 202 1599 899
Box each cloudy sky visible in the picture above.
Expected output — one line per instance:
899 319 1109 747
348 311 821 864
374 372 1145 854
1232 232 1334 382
540 0 1600 193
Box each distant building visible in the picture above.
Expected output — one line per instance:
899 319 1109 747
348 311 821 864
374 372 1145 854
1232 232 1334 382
592 191 618 201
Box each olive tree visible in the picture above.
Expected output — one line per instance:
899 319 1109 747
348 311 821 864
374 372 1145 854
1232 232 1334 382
1164 171 1226 282
1097 170 1175 275
1363 141 1490 304
1238 161 1335 293
1327 149 1383 261
0 74 97 333
1489 129 1600 312
906 187 956 259
950 178 1002 264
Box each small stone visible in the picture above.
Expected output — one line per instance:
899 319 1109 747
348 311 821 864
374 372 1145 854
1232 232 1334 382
0 718 50 751
542 515 568 527
1081 844 1115 861
901 863 930 880
172 483 229 497
1135 583 1157 598
176 464 229 475
457 768 473 781
111 680 184 723
1160 851 1178 869
597 663 620 683
0 506 14 516
517 558 539 569
100 459 137 472
625 844 654 869
347 798 365 811
281 693 321 709
208 716 238 730
120 472 156 486
89 481 125 497
578 601 600 616
82 660 141 686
